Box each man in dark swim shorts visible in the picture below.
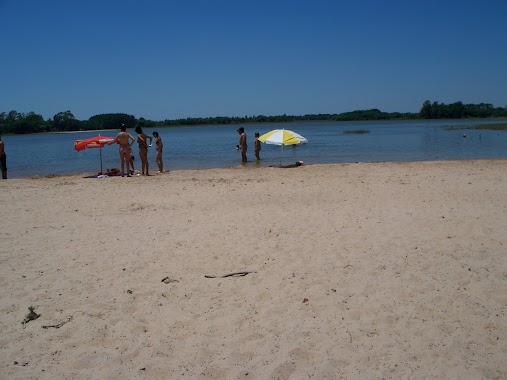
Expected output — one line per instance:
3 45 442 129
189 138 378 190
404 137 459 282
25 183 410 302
237 127 247 163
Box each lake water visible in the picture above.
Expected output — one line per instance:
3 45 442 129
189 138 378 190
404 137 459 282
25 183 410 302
2 119 507 178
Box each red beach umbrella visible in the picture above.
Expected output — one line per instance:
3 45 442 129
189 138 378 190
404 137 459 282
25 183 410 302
74 135 117 174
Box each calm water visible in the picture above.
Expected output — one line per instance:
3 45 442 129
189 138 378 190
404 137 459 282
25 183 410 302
3 119 507 178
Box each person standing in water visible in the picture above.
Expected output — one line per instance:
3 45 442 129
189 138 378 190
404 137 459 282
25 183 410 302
110 124 135 177
135 126 153 176
0 136 6 179
237 127 247 163
153 131 164 173
254 132 261 160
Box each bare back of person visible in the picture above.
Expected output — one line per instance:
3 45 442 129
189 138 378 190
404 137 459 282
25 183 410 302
116 131 131 147
137 133 150 150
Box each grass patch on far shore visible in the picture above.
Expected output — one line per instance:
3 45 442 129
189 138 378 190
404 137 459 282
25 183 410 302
442 123 507 131
343 129 370 134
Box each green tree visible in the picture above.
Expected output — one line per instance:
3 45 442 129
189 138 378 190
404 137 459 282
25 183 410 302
52 110 82 131
136 117 156 129
87 113 137 130
13 112 46 134
420 100 432 119
448 101 464 118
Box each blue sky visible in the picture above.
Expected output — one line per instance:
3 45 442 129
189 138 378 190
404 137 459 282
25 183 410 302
1 0 506 121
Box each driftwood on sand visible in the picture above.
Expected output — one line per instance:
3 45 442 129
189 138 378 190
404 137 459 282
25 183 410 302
205 271 256 278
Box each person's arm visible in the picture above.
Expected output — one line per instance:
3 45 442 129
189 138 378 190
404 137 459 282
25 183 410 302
129 133 135 145
139 134 150 147
109 133 120 145
147 135 153 146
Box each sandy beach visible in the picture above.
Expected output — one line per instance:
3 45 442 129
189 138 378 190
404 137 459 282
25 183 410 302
0 160 506 379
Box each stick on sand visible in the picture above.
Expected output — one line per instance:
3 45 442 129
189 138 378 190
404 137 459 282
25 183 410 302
205 271 256 278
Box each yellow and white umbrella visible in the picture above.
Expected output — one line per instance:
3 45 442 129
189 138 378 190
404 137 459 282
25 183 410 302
258 129 308 145
258 129 308 165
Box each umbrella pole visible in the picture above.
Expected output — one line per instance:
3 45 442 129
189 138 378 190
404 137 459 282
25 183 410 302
100 147 103 174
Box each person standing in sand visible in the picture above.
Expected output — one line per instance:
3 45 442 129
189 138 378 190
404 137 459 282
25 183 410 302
135 126 153 176
0 136 6 179
110 124 135 177
254 132 261 160
237 127 247 163
153 131 164 173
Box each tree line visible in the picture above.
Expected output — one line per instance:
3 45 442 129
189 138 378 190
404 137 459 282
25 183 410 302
419 101 507 119
1 101 507 135
0 111 149 135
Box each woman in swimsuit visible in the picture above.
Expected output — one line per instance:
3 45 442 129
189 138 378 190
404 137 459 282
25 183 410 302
111 124 135 177
153 131 164 173
135 126 153 176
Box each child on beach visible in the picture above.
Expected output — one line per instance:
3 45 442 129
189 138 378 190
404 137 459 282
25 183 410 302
130 154 135 175
254 132 261 160
106 168 120 176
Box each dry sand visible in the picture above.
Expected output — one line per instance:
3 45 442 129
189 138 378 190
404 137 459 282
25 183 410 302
0 160 506 379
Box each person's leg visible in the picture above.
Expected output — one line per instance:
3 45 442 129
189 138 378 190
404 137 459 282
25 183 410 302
141 149 149 175
125 155 131 176
158 153 164 172
123 153 128 175
140 150 144 175
122 149 131 176
155 153 160 172
1 154 6 179
119 150 125 176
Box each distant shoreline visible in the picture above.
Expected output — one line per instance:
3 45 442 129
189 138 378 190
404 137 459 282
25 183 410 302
3 117 507 137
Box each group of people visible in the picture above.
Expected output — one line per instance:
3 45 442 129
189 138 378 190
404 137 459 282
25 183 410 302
0 126 275 180
110 124 164 177
112 125 259 177
237 127 261 163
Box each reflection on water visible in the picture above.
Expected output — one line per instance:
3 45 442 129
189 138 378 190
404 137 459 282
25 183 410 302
3 119 507 177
